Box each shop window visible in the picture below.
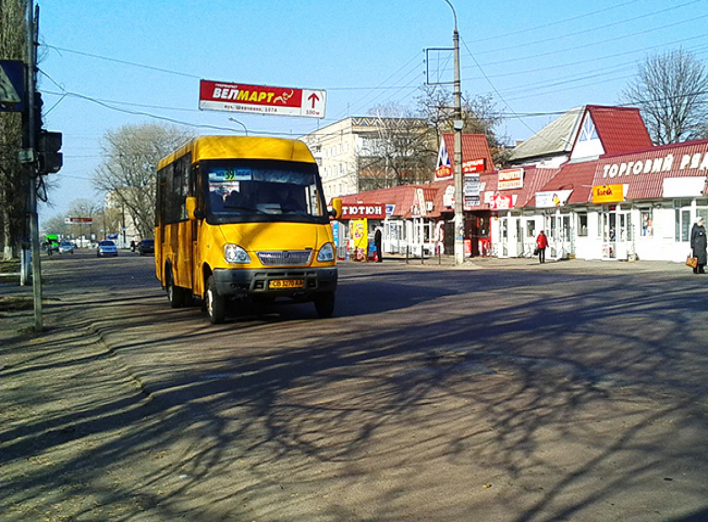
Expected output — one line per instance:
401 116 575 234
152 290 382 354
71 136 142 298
550 216 558 240
478 217 489 238
597 214 602 238
675 209 691 242
527 220 536 238
640 209 653 237
697 208 708 224
577 213 588 236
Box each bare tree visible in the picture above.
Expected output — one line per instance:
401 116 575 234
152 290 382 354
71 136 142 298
93 123 192 239
357 104 435 191
415 85 508 166
0 0 28 259
622 49 708 145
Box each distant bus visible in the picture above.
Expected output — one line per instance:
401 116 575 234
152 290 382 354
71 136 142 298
155 136 342 324
45 234 59 253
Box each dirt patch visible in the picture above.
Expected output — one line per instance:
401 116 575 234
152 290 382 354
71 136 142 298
0 296 33 312
0 259 20 273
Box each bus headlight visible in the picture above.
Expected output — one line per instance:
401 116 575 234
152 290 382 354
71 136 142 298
317 242 335 262
224 244 251 264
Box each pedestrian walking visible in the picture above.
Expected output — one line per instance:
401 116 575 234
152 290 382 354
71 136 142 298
536 230 548 264
690 217 707 274
374 226 383 263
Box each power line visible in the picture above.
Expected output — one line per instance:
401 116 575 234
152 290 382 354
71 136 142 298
459 36 541 137
43 44 202 79
472 0 644 43
475 29 708 69
473 0 705 57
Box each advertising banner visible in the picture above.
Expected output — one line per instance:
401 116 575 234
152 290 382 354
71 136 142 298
199 79 326 118
498 168 524 190
350 219 368 261
435 139 452 180
341 204 385 220
462 158 486 174
488 192 514 210
535 189 573 208
592 184 625 204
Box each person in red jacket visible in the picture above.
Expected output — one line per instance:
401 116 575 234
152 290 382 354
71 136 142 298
536 230 549 264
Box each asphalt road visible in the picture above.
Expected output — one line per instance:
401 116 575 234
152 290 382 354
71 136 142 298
2 250 708 521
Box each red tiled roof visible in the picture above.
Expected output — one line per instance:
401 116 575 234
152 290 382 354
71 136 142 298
515 167 561 207
585 106 653 155
591 138 708 200
442 133 495 172
338 184 446 219
534 161 598 206
476 167 559 210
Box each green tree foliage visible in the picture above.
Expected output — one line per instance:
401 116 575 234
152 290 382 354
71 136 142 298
92 123 193 239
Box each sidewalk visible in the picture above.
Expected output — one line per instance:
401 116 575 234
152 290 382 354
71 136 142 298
345 253 689 273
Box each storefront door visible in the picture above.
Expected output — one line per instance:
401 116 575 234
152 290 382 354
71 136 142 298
600 208 632 260
549 214 572 259
499 217 509 257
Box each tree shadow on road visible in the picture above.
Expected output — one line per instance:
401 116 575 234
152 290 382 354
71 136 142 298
2 262 708 520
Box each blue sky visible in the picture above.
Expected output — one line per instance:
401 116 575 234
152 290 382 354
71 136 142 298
36 0 708 221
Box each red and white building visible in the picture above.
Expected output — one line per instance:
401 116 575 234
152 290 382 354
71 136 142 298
331 106 708 263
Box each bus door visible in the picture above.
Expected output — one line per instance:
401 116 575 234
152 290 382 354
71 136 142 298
174 158 194 291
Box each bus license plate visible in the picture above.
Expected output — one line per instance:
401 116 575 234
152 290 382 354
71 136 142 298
269 279 304 289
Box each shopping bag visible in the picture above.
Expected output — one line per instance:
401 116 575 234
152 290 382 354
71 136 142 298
686 255 698 269
533 246 539 255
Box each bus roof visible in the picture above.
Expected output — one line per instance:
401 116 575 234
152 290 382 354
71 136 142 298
157 136 316 171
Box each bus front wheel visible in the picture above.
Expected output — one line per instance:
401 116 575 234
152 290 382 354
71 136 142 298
314 292 335 318
206 275 226 324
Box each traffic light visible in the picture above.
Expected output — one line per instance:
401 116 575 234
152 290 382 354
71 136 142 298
38 130 62 174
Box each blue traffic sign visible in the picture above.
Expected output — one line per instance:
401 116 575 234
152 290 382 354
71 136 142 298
0 60 25 112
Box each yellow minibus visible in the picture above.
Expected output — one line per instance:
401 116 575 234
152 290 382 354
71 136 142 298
155 136 342 323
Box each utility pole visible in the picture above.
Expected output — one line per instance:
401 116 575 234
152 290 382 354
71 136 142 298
26 0 43 330
443 0 465 265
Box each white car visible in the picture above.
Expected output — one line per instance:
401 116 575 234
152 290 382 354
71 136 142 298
97 240 118 257
58 241 75 254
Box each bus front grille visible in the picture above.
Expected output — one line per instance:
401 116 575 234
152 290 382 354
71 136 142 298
257 250 312 266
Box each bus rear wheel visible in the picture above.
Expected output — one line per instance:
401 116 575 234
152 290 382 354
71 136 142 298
206 275 226 324
314 292 335 318
167 266 189 308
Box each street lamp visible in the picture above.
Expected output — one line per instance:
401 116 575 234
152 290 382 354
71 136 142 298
228 117 248 136
443 0 465 265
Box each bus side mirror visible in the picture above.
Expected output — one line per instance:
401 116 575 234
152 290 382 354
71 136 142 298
329 198 342 220
186 197 199 220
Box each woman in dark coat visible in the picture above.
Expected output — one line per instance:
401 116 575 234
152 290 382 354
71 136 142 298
690 217 707 274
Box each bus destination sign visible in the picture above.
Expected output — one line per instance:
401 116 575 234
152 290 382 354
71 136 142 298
199 80 326 119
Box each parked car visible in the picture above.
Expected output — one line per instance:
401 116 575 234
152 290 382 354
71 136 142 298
97 240 118 257
137 238 154 255
58 241 75 254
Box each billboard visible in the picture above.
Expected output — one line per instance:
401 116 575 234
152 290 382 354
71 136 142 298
199 80 326 118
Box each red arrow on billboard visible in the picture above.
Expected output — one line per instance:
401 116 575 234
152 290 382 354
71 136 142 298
308 92 320 108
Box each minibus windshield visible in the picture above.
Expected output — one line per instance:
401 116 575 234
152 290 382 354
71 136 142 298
204 160 327 224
